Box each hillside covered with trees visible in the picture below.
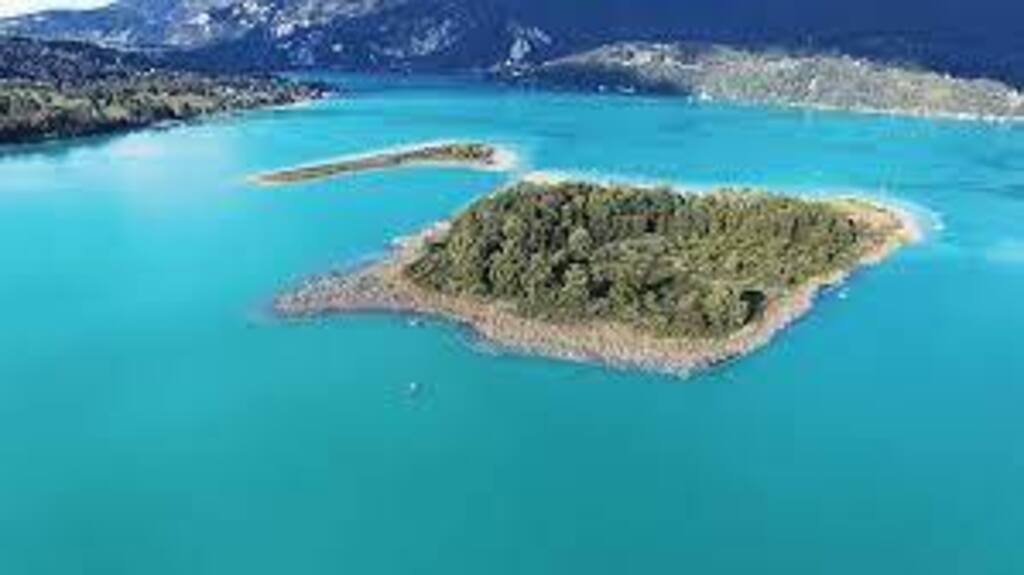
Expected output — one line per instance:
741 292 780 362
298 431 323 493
508 43 1024 121
0 37 325 145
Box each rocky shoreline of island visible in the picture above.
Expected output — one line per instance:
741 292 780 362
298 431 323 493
253 141 518 185
274 179 920 374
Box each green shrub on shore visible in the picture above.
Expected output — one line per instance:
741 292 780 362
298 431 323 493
406 181 883 339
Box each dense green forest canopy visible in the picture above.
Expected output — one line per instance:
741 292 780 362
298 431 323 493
0 76 319 144
406 181 884 338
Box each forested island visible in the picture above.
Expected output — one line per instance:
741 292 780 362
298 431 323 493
277 178 919 373
255 142 512 185
0 37 325 145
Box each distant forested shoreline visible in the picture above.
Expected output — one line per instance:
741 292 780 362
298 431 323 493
0 37 326 145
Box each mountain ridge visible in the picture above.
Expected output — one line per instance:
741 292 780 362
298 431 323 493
3 0 1024 85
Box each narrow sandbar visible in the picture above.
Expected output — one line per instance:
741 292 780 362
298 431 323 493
252 141 517 185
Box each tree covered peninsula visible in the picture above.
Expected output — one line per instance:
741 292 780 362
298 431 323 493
277 179 918 372
0 37 325 145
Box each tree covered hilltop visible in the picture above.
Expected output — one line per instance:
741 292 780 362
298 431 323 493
0 37 326 145
277 179 919 372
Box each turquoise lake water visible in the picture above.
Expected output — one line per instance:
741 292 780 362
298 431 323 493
2 76 1023 574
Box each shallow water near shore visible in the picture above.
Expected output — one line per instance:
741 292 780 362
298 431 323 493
2 75 1024 574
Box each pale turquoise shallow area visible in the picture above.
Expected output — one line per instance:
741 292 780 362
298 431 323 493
1 76 1023 574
